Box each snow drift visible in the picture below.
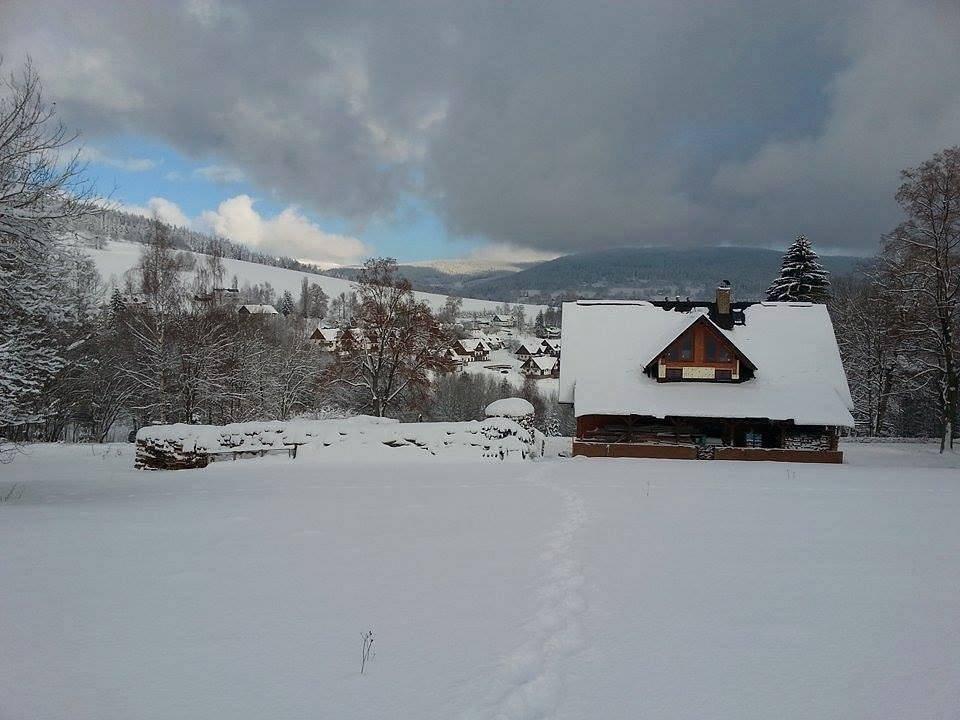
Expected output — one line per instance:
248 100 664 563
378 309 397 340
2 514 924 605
135 415 543 469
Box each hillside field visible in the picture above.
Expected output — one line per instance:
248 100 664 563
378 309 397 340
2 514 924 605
87 240 546 315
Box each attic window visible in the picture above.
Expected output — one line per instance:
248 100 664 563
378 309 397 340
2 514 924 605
705 335 731 362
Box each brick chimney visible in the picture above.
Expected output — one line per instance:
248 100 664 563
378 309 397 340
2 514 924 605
716 280 732 317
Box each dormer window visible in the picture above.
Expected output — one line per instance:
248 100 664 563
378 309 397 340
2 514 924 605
645 316 756 383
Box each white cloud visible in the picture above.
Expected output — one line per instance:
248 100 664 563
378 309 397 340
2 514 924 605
468 242 563 265
79 146 157 172
193 164 246 183
119 197 192 227
199 195 369 267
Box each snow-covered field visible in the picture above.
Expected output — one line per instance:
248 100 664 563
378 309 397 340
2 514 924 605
86 240 546 315
2 442 959 719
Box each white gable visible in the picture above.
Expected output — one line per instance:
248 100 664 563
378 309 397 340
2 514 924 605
313 327 340 342
527 355 558 372
559 300 854 426
239 304 279 314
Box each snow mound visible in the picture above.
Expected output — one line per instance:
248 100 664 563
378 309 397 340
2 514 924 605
485 398 535 418
135 416 542 469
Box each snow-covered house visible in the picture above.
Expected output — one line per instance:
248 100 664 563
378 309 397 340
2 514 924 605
310 326 341 351
442 347 467 370
341 328 371 351
559 285 854 463
491 313 514 327
540 339 561 357
471 330 504 350
514 343 542 361
238 304 279 315
454 338 490 362
521 354 559 379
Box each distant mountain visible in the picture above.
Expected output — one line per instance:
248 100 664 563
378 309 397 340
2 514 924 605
461 246 865 303
407 258 541 275
323 259 539 295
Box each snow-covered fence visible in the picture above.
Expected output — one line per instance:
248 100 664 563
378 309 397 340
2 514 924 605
135 417 394 470
135 415 542 470
840 436 942 444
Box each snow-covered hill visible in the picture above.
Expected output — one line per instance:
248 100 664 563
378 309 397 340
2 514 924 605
87 240 546 314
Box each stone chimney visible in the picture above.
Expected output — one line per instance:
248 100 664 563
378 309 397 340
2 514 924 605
716 280 732 317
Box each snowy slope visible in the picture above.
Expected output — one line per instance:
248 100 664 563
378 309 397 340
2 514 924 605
2 442 959 719
87 240 546 314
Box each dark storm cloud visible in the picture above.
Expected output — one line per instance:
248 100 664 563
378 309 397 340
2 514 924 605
3 0 959 253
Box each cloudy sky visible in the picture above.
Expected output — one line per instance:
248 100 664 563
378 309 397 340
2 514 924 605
3 0 959 265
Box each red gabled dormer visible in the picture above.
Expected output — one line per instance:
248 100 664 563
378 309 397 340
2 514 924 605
644 315 756 383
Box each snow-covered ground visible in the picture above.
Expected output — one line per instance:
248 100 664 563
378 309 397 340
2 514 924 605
2 441 959 719
86 240 546 315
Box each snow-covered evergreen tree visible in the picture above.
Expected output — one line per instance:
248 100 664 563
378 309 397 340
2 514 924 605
0 60 97 433
279 290 296 316
766 235 830 302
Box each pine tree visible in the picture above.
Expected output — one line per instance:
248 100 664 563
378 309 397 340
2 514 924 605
279 290 296 316
766 235 830 302
534 310 546 338
110 288 126 323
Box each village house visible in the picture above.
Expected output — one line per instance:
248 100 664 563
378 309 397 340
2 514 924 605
237 304 279 316
521 354 559 379
454 338 490 362
514 342 542 361
471 330 504 350
442 347 467 371
341 328 371 352
540 339 561 357
310 326 341 351
491 313 514 327
559 284 854 463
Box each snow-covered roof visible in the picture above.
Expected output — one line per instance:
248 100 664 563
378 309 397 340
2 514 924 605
239 304 279 314
485 398 535 418
515 343 540 355
312 327 340 342
559 300 854 426
525 355 558 372
457 338 484 353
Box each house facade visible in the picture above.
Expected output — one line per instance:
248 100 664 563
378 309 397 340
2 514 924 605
521 354 559 379
515 343 541 361
454 338 490 362
310 326 341 351
559 286 854 463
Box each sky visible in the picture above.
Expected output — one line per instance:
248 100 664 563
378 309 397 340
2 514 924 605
2 0 959 266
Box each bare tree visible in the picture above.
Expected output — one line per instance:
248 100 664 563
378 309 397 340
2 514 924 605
877 147 960 451
325 258 449 417
830 274 914 435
